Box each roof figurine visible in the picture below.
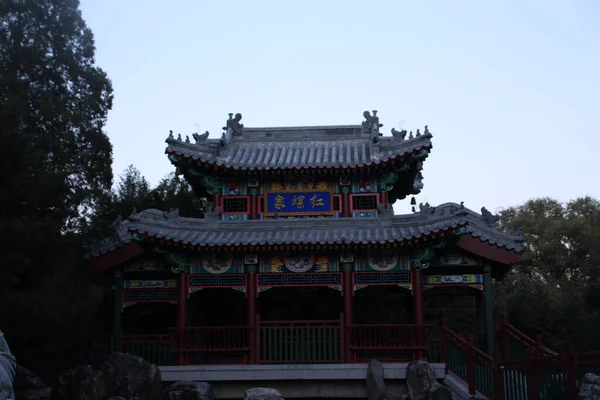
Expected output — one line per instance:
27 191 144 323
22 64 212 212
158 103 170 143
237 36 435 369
193 131 209 143
391 127 408 141
361 110 384 143
481 207 501 226
224 113 244 135
165 111 435 202
221 112 244 146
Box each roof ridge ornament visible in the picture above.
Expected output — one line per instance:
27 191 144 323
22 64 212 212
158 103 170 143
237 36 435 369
481 207 501 227
221 112 244 147
412 171 424 191
193 131 209 144
391 127 407 141
377 203 394 219
419 202 436 217
361 110 383 143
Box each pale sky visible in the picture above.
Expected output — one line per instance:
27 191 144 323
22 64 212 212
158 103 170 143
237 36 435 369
80 0 600 215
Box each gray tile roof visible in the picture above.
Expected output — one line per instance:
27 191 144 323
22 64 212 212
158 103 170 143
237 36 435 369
90 203 524 257
165 125 432 170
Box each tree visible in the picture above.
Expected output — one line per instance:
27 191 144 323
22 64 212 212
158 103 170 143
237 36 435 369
497 197 600 351
0 0 113 378
0 0 114 231
90 166 205 239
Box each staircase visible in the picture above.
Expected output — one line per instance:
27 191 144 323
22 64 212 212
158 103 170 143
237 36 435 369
440 314 600 400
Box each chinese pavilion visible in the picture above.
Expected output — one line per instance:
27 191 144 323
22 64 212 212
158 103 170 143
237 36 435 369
90 111 524 367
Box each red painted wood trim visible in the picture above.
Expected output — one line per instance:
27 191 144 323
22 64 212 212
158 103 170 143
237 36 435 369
412 268 424 325
342 269 353 362
342 192 350 217
349 193 381 213
246 270 257 364
455 235 521 265
177 271 189 365
220 195 251 215
381 191 389 208
249 194 257 220
89 242 145 271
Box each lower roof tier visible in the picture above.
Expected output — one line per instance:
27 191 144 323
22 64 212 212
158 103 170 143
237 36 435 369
91 203 524 265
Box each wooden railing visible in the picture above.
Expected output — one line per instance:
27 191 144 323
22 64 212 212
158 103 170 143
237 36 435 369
348 323 434 362
258 315 342 363
496 313 557 360
122 318 436 366
441 317 600 400
122 334 175 366
168 326 251 365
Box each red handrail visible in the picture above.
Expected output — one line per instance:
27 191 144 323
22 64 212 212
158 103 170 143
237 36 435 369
497 313 557 357
168 325 252 364
348 323 434 362
441 316 600 400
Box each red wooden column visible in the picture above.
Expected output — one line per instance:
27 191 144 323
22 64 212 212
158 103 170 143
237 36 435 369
412 266 425 360
248 188 257 220
341 186 350 217
342 263 354 363
177 271 188 365
412 267 424 324
380 191 389 208
246 265 258 364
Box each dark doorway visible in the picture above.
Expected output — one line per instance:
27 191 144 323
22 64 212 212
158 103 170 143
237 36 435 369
258 287 342 321
122 302 177 334
188 288 246 326
353 286 412 324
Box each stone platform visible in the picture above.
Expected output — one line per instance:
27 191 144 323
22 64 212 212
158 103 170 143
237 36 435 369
159 363 446 398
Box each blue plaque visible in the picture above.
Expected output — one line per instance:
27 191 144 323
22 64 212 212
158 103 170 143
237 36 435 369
263 190 334 216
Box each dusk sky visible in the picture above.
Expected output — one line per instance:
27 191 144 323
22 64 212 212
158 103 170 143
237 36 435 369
79 0 599 214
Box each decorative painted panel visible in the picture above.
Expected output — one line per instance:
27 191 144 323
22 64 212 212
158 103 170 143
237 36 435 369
263 190 334 216
423 274 483 290
432 254 481 267
352 178 378 193
220 213 249 221
188 274 246 293
123 290 177 303
221 180 248 196
125 259 172 272
353 272 412 292
259 254 338 273
357 251 410 272
190 253 244 274
124 280 177 289
353 272 411 285
258 273 341 288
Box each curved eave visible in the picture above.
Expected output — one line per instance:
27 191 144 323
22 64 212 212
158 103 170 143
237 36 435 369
457 235 521 265
130 224 462 251
166 145 432 173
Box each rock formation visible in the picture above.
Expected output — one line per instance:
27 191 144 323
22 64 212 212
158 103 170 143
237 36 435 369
163 381 214 400
0 330 16 400
579 373 600 400
244 387 284 400
54 352 162 400
406 360 452 400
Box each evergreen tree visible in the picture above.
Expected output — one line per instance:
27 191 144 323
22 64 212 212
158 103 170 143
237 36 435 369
0 0 113 377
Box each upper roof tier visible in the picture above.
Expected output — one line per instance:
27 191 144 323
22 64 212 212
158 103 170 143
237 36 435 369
165 111 433 172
